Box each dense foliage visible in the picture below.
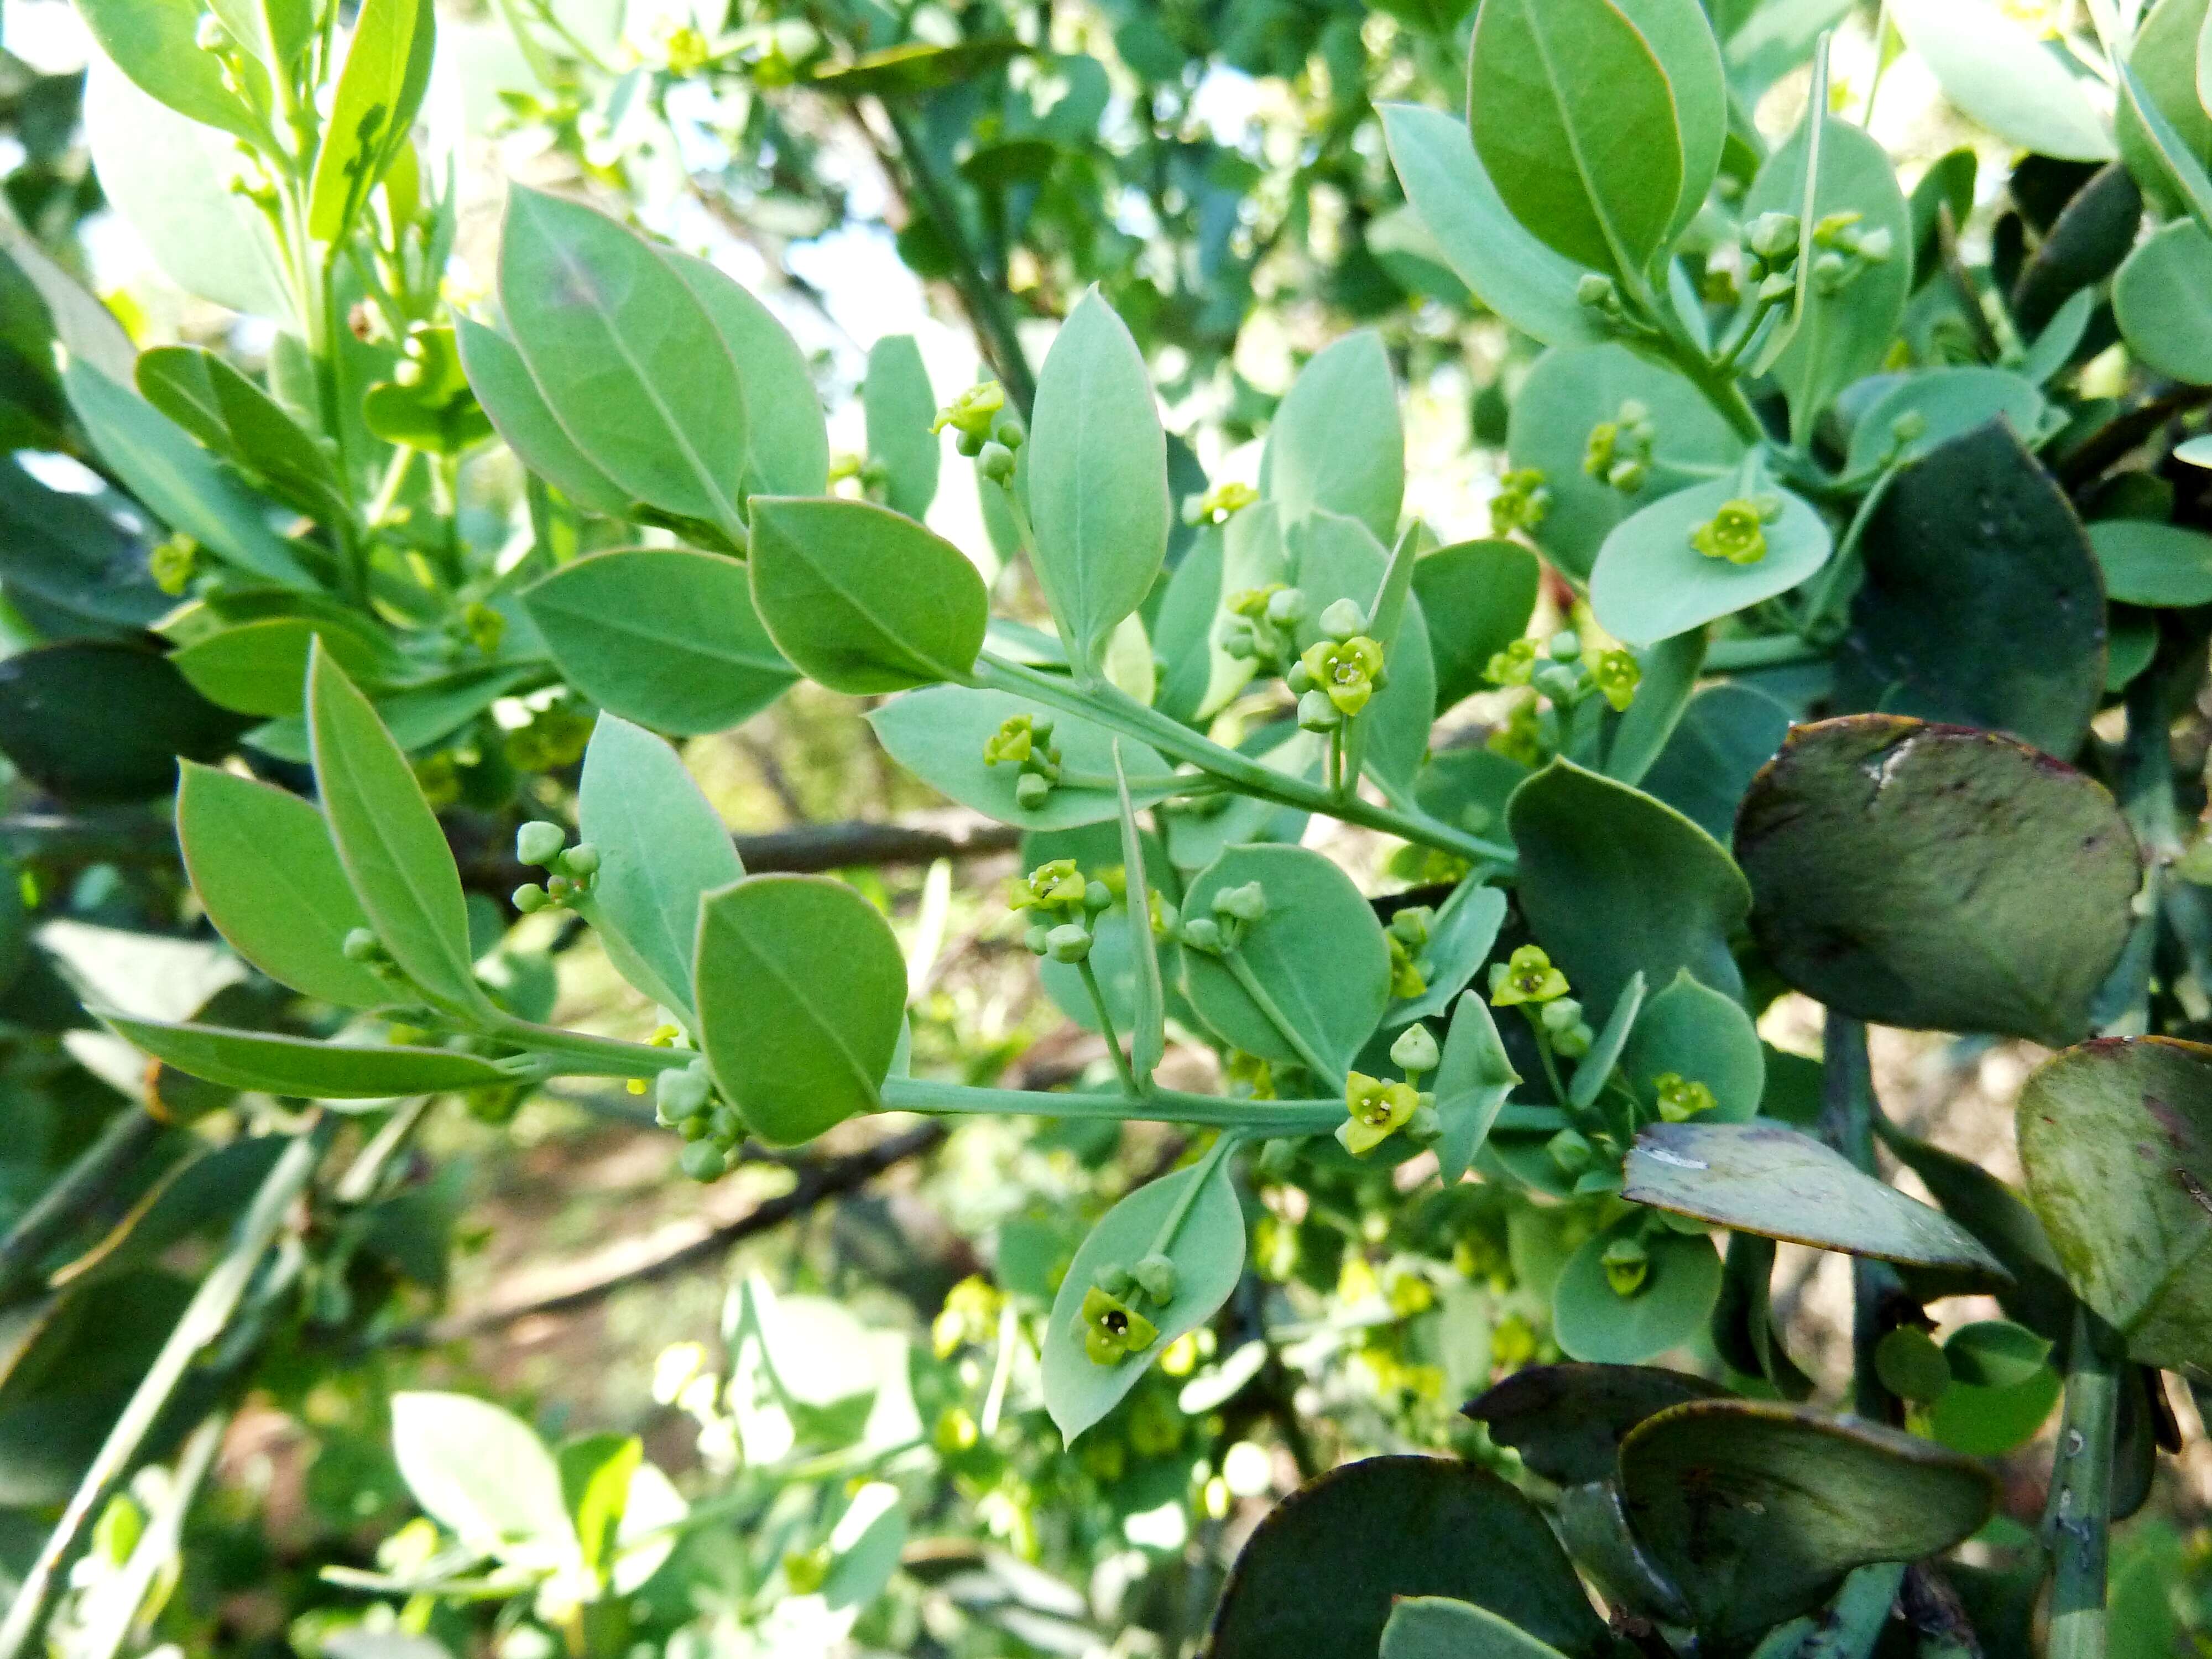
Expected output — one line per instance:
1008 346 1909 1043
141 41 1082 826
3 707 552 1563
13 0 2212 1655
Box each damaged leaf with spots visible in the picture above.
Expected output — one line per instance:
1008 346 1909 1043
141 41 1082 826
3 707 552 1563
1735 714 2137 1046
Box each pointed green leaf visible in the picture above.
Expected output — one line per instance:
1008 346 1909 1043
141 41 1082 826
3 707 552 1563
1379 102 1605 348
748 496 987 692
455 318 633 517
1568 971 1645 1111
525 548 796 734
695 875 904 1146
1432 993 1520 1185
1468 0 1683 274
1260 332 1403 542
1623 1120 2010 1276
103 1013 508 1099
1390 880 1509 1028
392 1392 573 1559
1412 540 1541 712
172 618 395 718
1618 1401 1995 1647
1025 290 1169 671
63 360 314 588
307 0 435 241
2018 1036 2212 1371
1041 1155 1244 1442
577 714 742 1024
498 186 746 532
862 334 940 519
74 0 260 139
660 251 830 497
177 761 391 1008
136 345 347 522
1735 715 2136 1044
308 646 492 1016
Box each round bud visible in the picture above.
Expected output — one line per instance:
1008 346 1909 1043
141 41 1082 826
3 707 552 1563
1180 916 1224 954
1265 587 1306 625
1046 923 1092 963
1405 1104 1442 1144
1015 772 1052 810
1094 1262 1134 1298
956 429 985 458
1285 660 1315 694
680 1140 729 1181
1317 598 1368 641
1547 630 1582 662
1213 881 1268 923
679 1111 712 1141
1131 1253 1178 1303
657 1067 711 1119
1576 272 1619 309
546 874 576 903
1540 997 1584 1033
1024 924 1051 956
513 882 549 913
1552 1022 1594 1059
1083 881 1114 914
342 927 382 962
1297 688 1342 732
711 1105 744 1144
992 415 1025 450
1533 663 1580 703
977 441 1016 483
560 842 601 877
1390 1023 1440 1074
1855 226 1894 264
517 820 566 867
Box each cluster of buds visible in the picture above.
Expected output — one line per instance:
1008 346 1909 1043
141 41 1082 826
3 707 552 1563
656 1057 742 1181
1183 480 1259 526
1575 273 1641 333
512 820 601 912
1808 210 1894 296
982 712 1063 811
1338 1022 1444 1157
933 381 1026 481
1386 906 1432 1000
1009 858 1115 964
1484 630 1642 715
1583 399 1655 495
1219 583 1306 672
150 534 199 597
1490 467 1552 536
1081 1253 1179 1365
1739 210 1804 310
829 451 893 497
1290 601 1386 733
1653 1070 1718 1122
1177 878 1266 957
1688 494 1782 565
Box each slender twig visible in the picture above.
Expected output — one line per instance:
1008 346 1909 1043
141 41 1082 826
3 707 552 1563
1819 1013 1903 1423
0 1123 326 1659
0 1106 165 1304
2045 1305 2122 1659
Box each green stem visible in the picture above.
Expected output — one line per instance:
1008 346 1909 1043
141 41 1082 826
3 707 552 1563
1820 1012 1902 1423
1799 464 1901 642
0 1105 164 1302
0 1123 327 1659
977 653 1513 866
1077 956 1142 1096
1223 953 1344 1093
1702 633 1828 672
879 1076 1341 1135
2045 1305 2121 1659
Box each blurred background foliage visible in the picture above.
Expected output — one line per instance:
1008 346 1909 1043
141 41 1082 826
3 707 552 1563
7 0 2212 1653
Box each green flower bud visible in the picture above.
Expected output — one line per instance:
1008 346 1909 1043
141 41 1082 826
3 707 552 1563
1756 271 1797 305
1855 226 1893 264
711 1105 744 1144
1540 997 1584 1033
1390 1022 1439 1074
993 414 1025 449
1095 1261 1134 1297
1592 649 1641 712
1607 458 1647 493
1265 587 1306 625
1576 272 1620 310
1318 598 1368 641
1220 618 1258 660
1891 410 1928 445
1083 880 1114 914
1213 881 1268 923
342 927 382 962
1533 662 1580 703
1015 771 1052 810
1024 924 1051 955
977 441 1016 483
932 381 1005 440
1297 688 1343 731
560 842 601 878
1547 630 1582 662
1811 249 1850 295
1389 906 1433 950
1547 1127 1594 1175
194 12 229 49
1552 1022 1594 1059
1745 211 1800 262
1132 1251 1178 1303
517 821 566 867
680 1140 729 1182
1046 923 1092 963
1285 659 1316 695
1180 916 1224 954
656 1067 711 1120
1485 637 1538 687
679 1112 712 1141
546 874 576 903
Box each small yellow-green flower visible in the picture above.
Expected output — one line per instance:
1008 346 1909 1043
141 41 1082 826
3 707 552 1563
931 380 1005 439
1583 420 1620 481
1339 1070 1421 1156
1491 944 1570 1008
1226 583 1286 620
983 712 1040 766
1592 648 1641 712
1491 468 1552 536
1387 932 1427 1000
1191 481 1259 524
1485 636 1538 687
1011 858 1086 913
1300 634 1385 717
1080 1286 1159 1365
1689 497 1776 565
1654 1071 1718 1121
1602 1237 1650 1297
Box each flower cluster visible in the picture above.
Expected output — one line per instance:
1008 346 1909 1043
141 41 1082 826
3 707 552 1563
1287 599 1387 733
1219 582 1306 672
1689 495 1782 565
1583 398 1654 495
982 712 1065 811
1178 878 1266 957
1079 1254 1179 1366
511 820 602 914
1490 467 1552 536
1009 858 1113 963
1386 906 1432 1000
1183 479 1258 525
1653 1071 1719 1121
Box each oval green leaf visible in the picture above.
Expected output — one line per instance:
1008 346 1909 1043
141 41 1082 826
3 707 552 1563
868 684 1175 830
1735 715 2137 1044
103 1013 508 1099
1553 1223 1723 1364
455 318 633 517
2090 519 2212 607
176 761 391 1009
694 874 904 1146
1590 477 1830 647
1382 1599 1568 1659
862 334 940 520
1040 1153 1244 1442
1464 1361 1725 1486
525 547 796 734
2116 220 2212 384
1260 331 1403 542
748 496 988 693
1891 0 2114 161
1616 969 1764 1125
